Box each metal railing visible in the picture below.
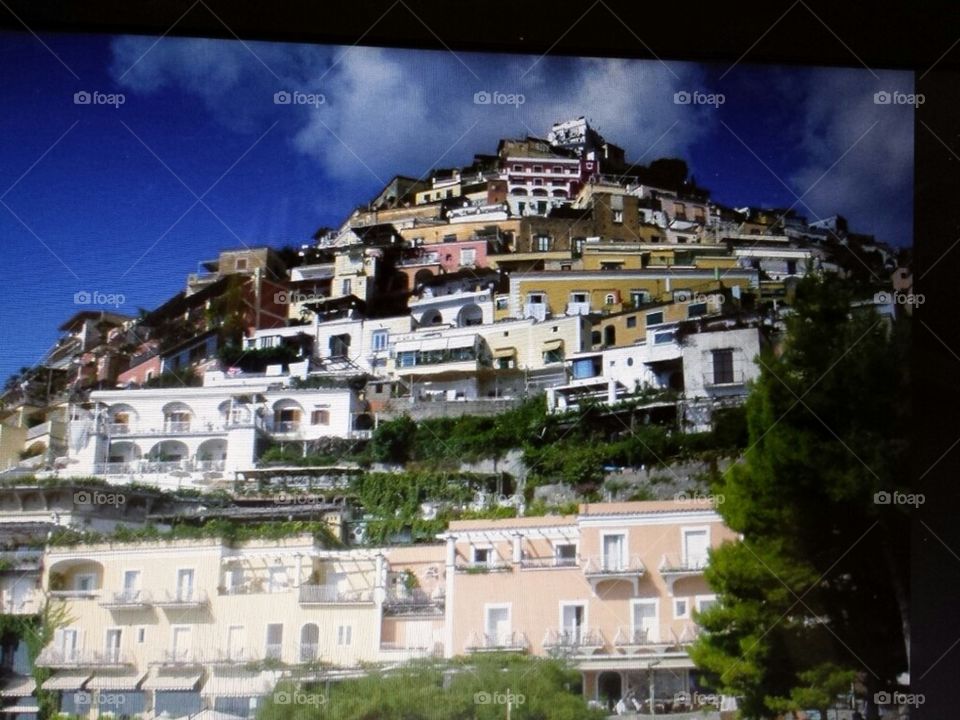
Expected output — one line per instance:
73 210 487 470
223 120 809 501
153 589 208 607
36 647 134 667
659 553 708 574
93 460 225 475
581 555 646 576
100 589 152 607
158 648 204 665
703 369 748 388
518 555 578 569
107 421 231 436
264 643 283 661
383 588 444 613
297 643 319 663
298 584 374 604
465 631 529 652
542 628 605 650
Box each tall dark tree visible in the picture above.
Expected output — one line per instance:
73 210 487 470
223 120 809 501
691 275 911 719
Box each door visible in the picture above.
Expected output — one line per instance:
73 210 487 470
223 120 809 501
561 604 585 644
122 570 140 601
105 629 122 662
632 601 658 643
227 625 245 661
485 607 510 646
265 624 283 660
268 567 288 593
176 569 194 601
60 629 79 662
683 530 709 569
602 534 625 571
171 627 191 662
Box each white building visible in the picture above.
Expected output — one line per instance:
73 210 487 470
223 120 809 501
62 370 366 489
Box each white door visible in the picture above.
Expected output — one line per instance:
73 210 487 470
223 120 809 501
123 571 140 601
9 578 30 612
405 621 433 650
683 530 709 569
268 567 288 592
561 604 585 643
602 535 625 571
632 601 658 643
171 627 191 661
485 607 510 645
227 625 245 661
60 629 79 662
105 629 122 662
176 569 194 600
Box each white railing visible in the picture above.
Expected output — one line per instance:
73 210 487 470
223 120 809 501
36 647 133 667
542 628 605 650
297 643 319 663
153 589 208 607
613 626 658 647
519 555 578 569
159 648 204 665
93 460 225 475
298 584 373 604
581 555 646 576
466 631 529 652
100 589 152 607
659 553 708 574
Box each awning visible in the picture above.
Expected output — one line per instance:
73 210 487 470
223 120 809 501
0 704 39 714
201 671 278 697
142 668 202 691
446 335 476 350
417 337 449 352
40 672 90 691
492 346 516 358
543 339 564 351
86 672 146 690
0 676 36 697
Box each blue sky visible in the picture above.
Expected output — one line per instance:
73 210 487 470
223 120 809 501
0 32 914 381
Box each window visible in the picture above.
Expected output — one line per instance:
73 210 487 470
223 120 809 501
630 290 650 306
265 624 283 660
786 259 798 275
527 292 545 305
495 296 509 310
75 573 96 591
626 316 637 329
561 263 572 271
532 165 543 173
311 409 329 425
552 166 562 173
543 348 564 364
674 598 690 619
397 351 417 368
570 292 588 304
341 278 352 296
613 209 623 223
371 329 388 351
697 596 718 614
460 248 476 266
602 534 626 571
105 628 122 662
235 258 248 271
646 311 664 326
226 625 244 661
712 349 735 385
535 235 552 252
137 627 146 644
337 625 352 646
604 293 616 305
176 569 195 601
683 529 710 568
122 570 140 600
513 164 522 172
472 547 492 565
654 330 675 345
555 543 577 566
688 302 707 318
485 606 511 644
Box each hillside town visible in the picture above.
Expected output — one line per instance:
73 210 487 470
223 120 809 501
0 117 913 719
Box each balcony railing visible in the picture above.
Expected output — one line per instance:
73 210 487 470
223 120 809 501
542 628 605 652
269 421 301 434
36 647 134 668
454 561 513 574
703 370 748 388
348 429 374 440
518 555 578 569
157 648 204 666
209 648 256 665
383 588 444 614
100 589 152 608
153 589 208 609
297 643 319 663
106 421 232 436
613 624 699 650
658 553 708 575
465 631 529 653
298 584 374 604
264 643 283 661
49 587 100 599
93 460 225 476
581 555 646 577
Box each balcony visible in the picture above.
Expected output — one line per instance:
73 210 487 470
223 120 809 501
298 584 374 605
152 589 208 610
542 628 605 655
36 647 134 668
382 588 444 615
105 421 230 437
518 555 578 570
156 648 204 667
703 369 748 389
93 460 225 476
659 553 708 576
582 555 646 594
100 590 153 609
613 624 699 654
466 631 529 653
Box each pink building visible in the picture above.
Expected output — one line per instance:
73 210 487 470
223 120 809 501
439 500 737 711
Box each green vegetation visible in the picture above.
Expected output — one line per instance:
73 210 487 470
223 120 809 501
257 654 604 720
0 603 72 720
690 275 911 718
258 437 369 466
